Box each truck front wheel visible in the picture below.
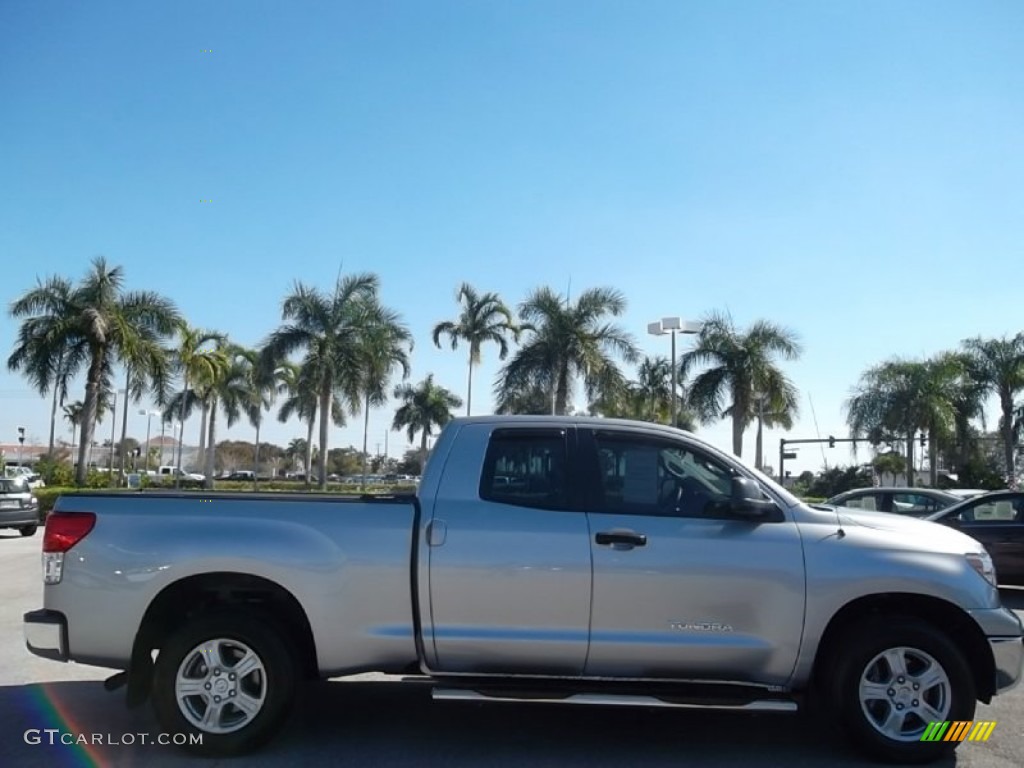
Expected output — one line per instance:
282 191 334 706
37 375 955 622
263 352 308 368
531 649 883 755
833 617 976 764
151 613 296 756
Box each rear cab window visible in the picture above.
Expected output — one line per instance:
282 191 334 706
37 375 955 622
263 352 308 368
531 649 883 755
478 428 569 510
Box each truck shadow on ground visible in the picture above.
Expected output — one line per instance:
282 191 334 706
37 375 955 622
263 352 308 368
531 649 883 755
0 678 955 767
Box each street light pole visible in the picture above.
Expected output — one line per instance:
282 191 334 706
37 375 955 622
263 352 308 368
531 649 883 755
17 427 25 468
139 410 157 472
647 317 703 428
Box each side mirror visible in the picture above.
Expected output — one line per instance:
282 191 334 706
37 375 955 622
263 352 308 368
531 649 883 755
730 477 783 522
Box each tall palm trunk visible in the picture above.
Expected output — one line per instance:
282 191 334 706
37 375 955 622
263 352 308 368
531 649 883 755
318 387 330 490
466 349 475 416
175 375 190 489
928 430 939 487
1000 390 1015 483
555 364 570 415
361 392 372 489
755 414 764 470
48 381 60 457
197 401 208 470
118 370 131 482
76 349 105 486
419 428 429 473
204 396 218 489
304 415 315 489
253 421 261 488
731 413 744 458
904 430 916 487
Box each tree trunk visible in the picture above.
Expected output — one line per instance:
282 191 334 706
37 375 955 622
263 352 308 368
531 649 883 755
466 350 474 416
76 348 105 486
555 364 570 415
175 376 190 489
197 400 208 469
253 421 261 489
118 370 131 483
731 412 744 458
754 415 764 470
304 414 315 490
48 381 59 457
1001 390 1015 485
318 387 330 490
361 392 371 489
419 428 429 474
905 431 916 487
928 423 939 487
204 397 217 489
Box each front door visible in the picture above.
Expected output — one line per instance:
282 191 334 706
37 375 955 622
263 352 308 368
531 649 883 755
425 424 593 676
579 427 806 686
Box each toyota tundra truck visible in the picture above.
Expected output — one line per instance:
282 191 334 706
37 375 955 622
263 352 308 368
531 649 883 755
23 416 1024 762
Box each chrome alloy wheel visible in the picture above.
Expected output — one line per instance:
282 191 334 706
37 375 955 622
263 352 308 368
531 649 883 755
858 646 951 741
175 638 267 734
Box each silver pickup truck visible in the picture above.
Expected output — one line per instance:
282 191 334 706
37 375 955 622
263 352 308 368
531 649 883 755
24 416 1024 763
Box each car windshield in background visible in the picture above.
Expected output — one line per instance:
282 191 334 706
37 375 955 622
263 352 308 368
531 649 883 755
0 478 29 493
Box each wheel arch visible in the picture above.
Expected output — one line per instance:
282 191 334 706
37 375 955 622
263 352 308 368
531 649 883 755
811 592 996 704
126 572 319 707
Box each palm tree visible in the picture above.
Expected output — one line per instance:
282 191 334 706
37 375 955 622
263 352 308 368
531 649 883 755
392 374 463 472
495 286 639 416
260 273 382 490
237 347 278 485
354 305 412 487
7 276 86 457
9 258 180 485
679 310 802 459
845 358 959 487
275 362 321 485
200 344 251 488
114 327 174 480
432 283 518 415
962 334 1024 485
496 382 560 415
169 324 229 484
63 401 85 458
751 368 800 472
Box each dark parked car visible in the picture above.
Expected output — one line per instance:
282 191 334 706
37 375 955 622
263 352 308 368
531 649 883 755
0 476 42 536
825 486 962 517
926 491 1024 585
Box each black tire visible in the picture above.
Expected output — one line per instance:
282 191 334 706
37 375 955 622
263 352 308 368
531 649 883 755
19 525 37 537
832 617 975 764
151 612 296 756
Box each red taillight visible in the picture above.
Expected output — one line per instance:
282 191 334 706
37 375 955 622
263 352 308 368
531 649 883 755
43 512 96 553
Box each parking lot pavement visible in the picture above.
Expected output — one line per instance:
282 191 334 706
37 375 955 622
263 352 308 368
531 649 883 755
1 531 1022 767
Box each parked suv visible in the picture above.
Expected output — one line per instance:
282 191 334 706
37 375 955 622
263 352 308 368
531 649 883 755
0 476 42 536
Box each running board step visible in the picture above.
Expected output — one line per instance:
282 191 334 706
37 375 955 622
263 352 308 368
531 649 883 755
432 688 797 712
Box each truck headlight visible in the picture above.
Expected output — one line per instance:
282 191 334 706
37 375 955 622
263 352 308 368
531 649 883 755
966 552 997 585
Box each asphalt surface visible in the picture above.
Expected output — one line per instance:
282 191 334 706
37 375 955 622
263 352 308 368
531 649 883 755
0 529 1022 767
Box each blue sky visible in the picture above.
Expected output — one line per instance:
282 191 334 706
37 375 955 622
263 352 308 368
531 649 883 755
2 1 1022 474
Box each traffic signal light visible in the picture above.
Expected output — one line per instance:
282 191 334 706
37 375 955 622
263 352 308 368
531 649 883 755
920 433 927 447
828 435 836 448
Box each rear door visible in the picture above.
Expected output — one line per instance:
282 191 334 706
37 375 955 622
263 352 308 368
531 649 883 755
424 423 593 675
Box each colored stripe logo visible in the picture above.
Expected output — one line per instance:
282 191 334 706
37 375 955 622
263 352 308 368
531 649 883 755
920 721 996 742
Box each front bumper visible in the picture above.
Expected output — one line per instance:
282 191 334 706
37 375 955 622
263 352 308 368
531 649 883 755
991 635 1024 694
24 609 68 662
971 606 1024 694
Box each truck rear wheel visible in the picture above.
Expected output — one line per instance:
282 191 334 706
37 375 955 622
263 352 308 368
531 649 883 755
833 617 975 764
152 613 296 756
